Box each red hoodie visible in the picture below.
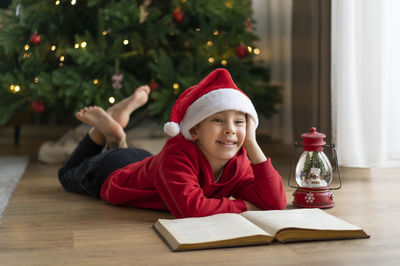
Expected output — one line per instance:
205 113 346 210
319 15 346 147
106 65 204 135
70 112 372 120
100 134 286 218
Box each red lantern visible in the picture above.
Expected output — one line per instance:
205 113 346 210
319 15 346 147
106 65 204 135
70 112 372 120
235 44 248 58
288 127 342 208
32 101 45 114
172 8 184 23
30 33 41 45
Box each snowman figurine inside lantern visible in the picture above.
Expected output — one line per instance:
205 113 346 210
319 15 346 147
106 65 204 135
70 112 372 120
288 127 342 208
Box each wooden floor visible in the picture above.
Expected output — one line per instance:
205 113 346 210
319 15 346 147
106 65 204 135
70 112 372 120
0 125 399 265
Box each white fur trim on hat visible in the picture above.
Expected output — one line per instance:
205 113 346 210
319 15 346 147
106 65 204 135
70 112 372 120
163 121 180 137
180 88 258 140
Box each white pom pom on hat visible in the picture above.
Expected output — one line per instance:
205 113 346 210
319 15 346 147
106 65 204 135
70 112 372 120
163 68 258 140
163 122 180 137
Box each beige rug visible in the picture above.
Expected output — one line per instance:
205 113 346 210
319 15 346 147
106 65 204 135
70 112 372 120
0 156 29 221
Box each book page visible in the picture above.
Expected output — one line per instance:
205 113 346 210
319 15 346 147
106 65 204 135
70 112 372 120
242 209 362 236
158 213 272 244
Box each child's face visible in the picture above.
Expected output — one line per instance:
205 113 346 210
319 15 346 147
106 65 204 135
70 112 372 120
190 110 246 165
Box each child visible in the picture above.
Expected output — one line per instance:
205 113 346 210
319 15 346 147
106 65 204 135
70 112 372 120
58 68 286 218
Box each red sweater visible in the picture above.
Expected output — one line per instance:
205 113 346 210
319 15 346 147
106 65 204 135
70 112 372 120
100 135 286 218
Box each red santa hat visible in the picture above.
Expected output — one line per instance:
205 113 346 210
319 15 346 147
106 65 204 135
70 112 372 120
164 68 258 140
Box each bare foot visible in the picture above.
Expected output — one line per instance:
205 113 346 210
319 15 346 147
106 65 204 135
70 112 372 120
107 85 151 128
76 106 126 148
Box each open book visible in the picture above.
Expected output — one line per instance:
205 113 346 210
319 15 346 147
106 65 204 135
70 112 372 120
154 208 369 251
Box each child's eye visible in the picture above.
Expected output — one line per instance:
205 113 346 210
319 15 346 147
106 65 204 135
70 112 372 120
213 118 222 122
235 120 245 124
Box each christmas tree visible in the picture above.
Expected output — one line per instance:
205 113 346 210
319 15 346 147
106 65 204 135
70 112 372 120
0 0 281 126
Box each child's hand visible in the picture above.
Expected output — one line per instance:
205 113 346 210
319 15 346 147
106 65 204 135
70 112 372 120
244 115 257 149
243 116 267 164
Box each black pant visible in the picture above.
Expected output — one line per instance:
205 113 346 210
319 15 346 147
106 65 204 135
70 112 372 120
58 134 152 199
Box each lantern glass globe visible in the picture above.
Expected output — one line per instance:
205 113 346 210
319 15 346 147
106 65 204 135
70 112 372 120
295 151 333 188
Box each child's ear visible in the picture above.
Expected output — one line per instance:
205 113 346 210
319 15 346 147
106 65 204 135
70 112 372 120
189 126 199 140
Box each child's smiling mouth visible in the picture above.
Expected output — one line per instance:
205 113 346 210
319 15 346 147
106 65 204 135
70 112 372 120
217 140 237 146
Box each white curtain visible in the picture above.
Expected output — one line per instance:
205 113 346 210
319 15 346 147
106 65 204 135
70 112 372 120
332 0 400 167
252 0 293 145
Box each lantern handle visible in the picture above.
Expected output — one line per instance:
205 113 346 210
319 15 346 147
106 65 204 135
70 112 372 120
287 141 302 189
324 143 342 190
288 142 342 190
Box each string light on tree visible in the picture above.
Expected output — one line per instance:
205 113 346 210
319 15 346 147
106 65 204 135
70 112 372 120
208 57 215 63
207 41 213 47
108 97 115 104
172 83 180 95
221 60 227 65
51 45 56 51
55 0 60 5
102 30 107 36
74 43 80 49
93 79 99 85
59 56 64 67
123 39 129 45
213 30 219 35
225 0 233 8
71 0 77 5
80 41 87 48
253 48 260 55
34 77 39 83
24 44 29 51
9 84 21 94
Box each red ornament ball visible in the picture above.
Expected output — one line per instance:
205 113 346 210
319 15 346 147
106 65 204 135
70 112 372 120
32 101 45 114
235 44 248 58
172 8 184 23
30 34 41 45
148 81 159 91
